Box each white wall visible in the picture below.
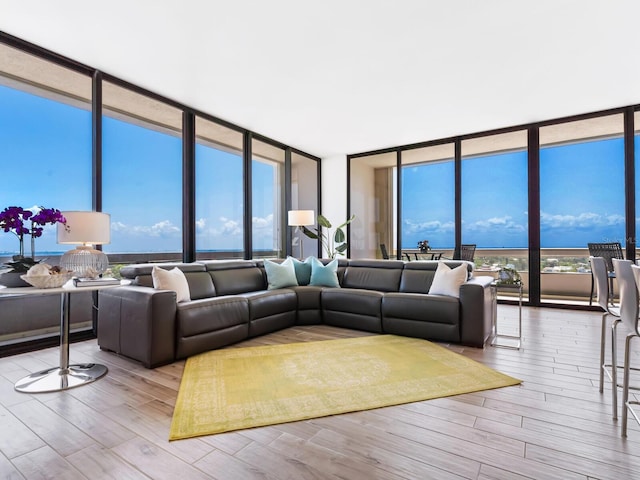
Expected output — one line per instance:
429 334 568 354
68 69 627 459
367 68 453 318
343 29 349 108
320 155 348 256
320 155 347 224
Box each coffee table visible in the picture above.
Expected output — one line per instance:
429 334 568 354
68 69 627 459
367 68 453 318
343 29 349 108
0 280 121 393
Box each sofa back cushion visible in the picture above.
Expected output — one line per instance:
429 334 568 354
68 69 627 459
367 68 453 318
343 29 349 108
120 262 215 300
399 261 473 294
202 260 267 295
342 260 404 292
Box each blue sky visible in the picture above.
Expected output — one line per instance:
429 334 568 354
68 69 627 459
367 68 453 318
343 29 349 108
0 84 279 255
402 137 626 249
0 82 633 256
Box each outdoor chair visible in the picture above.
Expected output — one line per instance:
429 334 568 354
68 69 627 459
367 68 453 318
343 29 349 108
590 256 621 420
442 244 475 262
588 242 624 306
380 244 390 260
459 244 476 262
620 261 640 436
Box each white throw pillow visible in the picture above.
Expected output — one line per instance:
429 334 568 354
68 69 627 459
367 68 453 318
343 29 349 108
152 266 191 303
428 262 467 298
264 257 299 290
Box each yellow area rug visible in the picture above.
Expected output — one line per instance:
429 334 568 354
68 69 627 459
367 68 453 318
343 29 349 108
169 335 521 440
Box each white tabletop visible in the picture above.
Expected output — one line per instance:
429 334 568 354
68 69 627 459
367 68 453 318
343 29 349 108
0 280 125 295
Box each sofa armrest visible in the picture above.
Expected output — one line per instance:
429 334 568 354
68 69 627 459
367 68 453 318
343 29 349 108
459 276 494 347
98 285 177 368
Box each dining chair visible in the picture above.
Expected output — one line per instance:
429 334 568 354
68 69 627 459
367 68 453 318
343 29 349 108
380 244 389 260
620 262 640 436
459 244 476 262
588 242 624 306
590 256 621 420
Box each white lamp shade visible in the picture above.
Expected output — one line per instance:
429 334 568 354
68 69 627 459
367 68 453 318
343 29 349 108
57 211 111 245
288 210 315 227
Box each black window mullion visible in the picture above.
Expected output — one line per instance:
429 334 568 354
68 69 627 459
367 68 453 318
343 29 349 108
92 71 102 212
625 107 636 261
244 132 253 259
528 127 541 306
182 111 196 263
454 140 462 259
396 150 402 260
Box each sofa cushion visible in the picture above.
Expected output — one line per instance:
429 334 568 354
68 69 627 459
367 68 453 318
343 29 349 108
342 260 404 292
152 266 191 302
429 262 468 298
310 257 340 287
177 296 249 337
264 258 298 289
239 289 298 337
290 256 313 285
176 296 250 360
382 293 461 342
321 288 384 332
203 261 266 295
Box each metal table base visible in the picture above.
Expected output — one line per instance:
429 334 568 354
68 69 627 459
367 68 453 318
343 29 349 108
14 290 108 393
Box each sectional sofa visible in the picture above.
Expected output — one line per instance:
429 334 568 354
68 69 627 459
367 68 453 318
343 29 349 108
97 258 494 368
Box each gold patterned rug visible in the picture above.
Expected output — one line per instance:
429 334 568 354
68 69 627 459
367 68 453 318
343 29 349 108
169 335 520 440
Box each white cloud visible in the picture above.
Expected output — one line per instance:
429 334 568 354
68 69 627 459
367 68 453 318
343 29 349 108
403 219 454 234
195 218 206 232
540 211 624 228
465 215 526 233
252 214 273 229
110 221 128 231
110 220 180 237
218 216 242 236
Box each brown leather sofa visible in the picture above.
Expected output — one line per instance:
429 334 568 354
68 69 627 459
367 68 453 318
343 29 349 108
97 259 494 368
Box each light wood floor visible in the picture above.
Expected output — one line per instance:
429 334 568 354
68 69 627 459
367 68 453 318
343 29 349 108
1 306 639 479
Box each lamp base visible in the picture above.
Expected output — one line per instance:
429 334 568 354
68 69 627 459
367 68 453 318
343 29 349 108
60 246 109 277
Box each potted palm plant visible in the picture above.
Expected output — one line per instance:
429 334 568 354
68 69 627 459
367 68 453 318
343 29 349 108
301 214 355 259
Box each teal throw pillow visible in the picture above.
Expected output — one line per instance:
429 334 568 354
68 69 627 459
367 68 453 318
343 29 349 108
264 258 299 290
310 257 340 288
289 256 313 286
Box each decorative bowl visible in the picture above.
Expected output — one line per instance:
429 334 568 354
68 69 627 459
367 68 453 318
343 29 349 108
20 272 74 289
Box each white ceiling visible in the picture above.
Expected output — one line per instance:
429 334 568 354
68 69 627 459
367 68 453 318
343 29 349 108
2 0 640 158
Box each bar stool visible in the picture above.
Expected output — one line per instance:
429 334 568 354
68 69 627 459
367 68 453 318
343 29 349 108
590 256 621 420
620 261 640 436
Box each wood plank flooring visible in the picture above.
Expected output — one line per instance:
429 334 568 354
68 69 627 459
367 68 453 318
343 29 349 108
1 306 639 479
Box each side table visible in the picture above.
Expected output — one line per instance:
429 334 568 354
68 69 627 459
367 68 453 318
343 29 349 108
490 282 523 350
0 280 121 393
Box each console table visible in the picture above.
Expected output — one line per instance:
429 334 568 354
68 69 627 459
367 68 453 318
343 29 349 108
0 280 121 393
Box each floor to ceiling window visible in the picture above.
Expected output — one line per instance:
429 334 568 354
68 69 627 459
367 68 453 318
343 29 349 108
102 81 183 260
195 118 244 259
0 43 93 344
539 115 625 303
401 144 455 254
635 110 640 249
0 43 92 256
252 139 285 258
461 131 528 299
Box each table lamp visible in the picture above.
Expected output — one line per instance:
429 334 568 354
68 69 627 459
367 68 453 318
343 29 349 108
57 211 110 277
288 210 315 258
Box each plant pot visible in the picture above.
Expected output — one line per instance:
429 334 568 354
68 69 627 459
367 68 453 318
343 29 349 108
0 271 30 287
